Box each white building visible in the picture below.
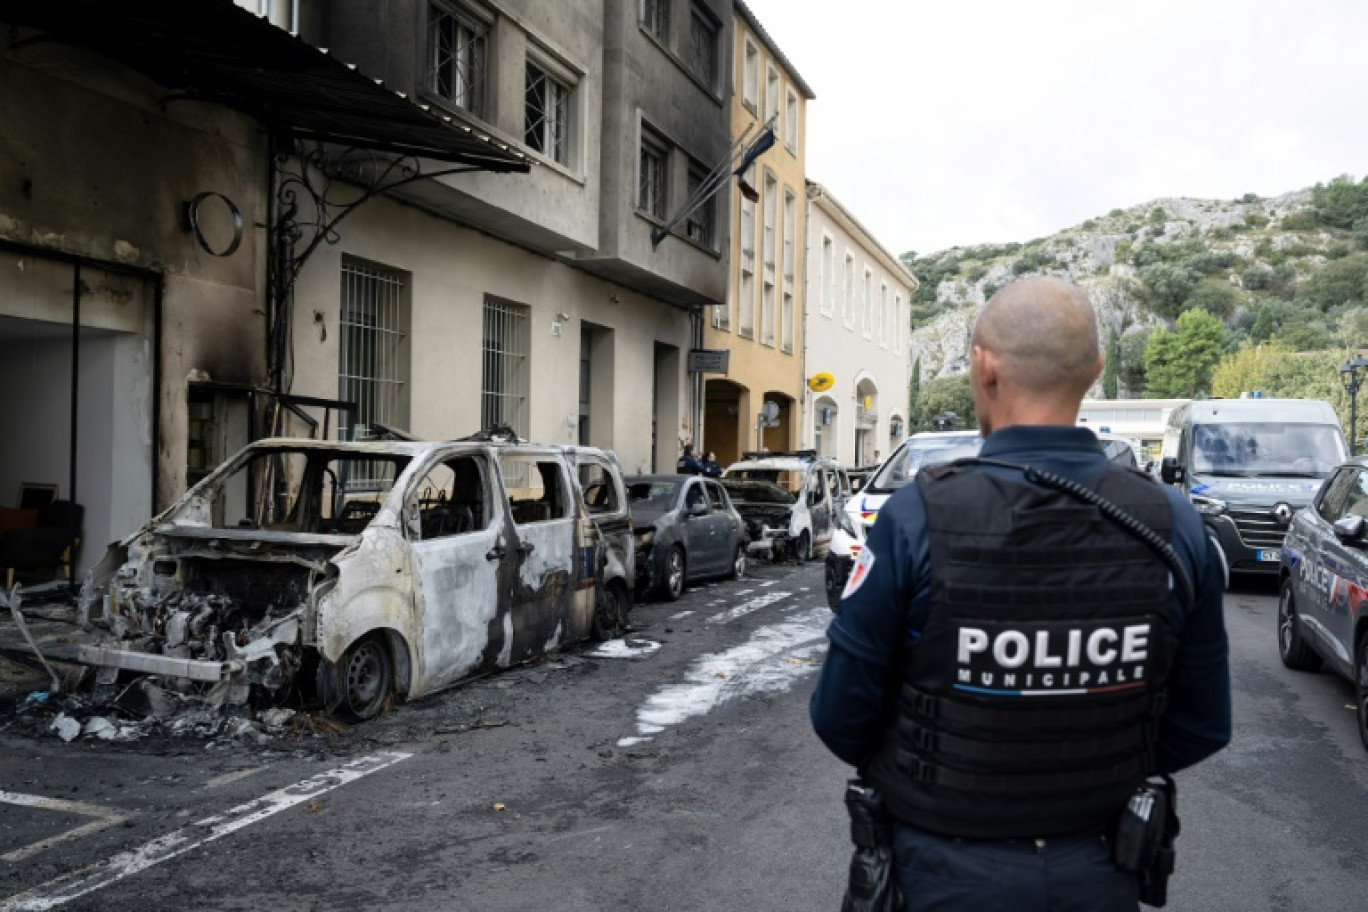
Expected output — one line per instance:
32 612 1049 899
802 182 918 467
1077 398 1190 459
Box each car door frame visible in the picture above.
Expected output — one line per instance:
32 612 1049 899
681 477 722 577
1301 466 1359 675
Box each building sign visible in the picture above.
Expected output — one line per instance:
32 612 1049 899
688 348 730 374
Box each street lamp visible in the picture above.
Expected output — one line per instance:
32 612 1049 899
1339 356 1368 454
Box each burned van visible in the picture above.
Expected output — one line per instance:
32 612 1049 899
77 437 633 720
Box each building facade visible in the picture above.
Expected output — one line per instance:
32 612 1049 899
701 1 814 466
803 181 917 467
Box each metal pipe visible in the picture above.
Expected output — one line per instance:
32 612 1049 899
69 264 80 587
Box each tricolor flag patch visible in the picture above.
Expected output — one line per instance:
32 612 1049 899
842 546 876 598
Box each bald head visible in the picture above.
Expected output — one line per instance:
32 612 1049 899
972 277 1100 399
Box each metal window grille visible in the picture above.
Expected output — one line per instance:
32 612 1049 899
639 138 666 218
525 64 570 165
339 260 408 446
686 7 718 88
429 3 487 118
685 163 715 248
641 0 668 40
482 297 529 437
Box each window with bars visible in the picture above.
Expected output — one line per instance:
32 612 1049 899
742 37 759 109
684 160 715 248
482 297 530 438
428 3 487 118
638 130 667 219
685 3 718 90
640 0 668 41
525 62 571 165
338 259 410 444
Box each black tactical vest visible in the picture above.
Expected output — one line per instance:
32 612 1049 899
865 461 1178 839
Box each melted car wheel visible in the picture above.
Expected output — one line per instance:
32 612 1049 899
729 544 747 580
1278 579 1322 672
796 532 812 563
592 581 626 641
660 546 686 601
328 636 393 721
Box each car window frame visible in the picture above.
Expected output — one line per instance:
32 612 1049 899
1317 467 1358 523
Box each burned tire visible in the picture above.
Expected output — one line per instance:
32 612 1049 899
592 581 627 641
796 531 813 563
659 546 686 602
326 635 393 722
729 544 747 580
1278 579 1321 672
824 555 847 612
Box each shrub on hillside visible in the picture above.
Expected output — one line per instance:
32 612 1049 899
1279 211 1320 232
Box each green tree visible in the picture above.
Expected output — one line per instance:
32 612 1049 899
1144 309 1225 397
1211 341 1292 398
1184 279 1242 318
1311 174 1368 230
919 373 976 430
908 357 923 432
1138 263 1201 320
1297 253 1368 311
1102 329 1119 398
1118 327 1153 395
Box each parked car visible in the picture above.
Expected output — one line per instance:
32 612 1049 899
825 431 982 609
1094 431 1142 468
1278 456 1368 749
721 451 849 563
1160 398 1347 583
75 435 634 721
625 475 748 601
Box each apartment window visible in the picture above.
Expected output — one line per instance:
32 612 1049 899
781 288 794 353
640 0 668 41
428 3 488 118
782 188 796 280
684 160 716 248
761 280 776 346
894 293 903 352
638 128 667 219
738 267 755 338
862 268 874 336
765 65 780 124
738 165 756 338
742 37 759 110
762 171 777 270
879 282 889 345
339 259 410 442
843 253 855 326
821 235 835 317
685 4 719 90
525 62 571 165
482 297 530 438
785 88 799 153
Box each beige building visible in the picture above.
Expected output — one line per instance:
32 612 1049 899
702 1 814 465
803 181 918 467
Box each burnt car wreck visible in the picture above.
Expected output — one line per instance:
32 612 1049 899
62 437 634 724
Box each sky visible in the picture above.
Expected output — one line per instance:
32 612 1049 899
741 0 1368 258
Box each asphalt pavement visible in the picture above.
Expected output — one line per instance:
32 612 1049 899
1 566 1366 911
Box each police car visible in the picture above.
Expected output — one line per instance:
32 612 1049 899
825 431 982 609
1278 455 1368 750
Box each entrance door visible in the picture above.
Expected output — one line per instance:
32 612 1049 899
498 452 576 660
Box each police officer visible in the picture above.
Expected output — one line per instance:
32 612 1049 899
677 443 705 476
811 277 1231 911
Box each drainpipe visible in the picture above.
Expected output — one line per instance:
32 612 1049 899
691 307 704 446
801 191 812 452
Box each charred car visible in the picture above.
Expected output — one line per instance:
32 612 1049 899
721 451 849 562
76 437 633 721
626 475 748 601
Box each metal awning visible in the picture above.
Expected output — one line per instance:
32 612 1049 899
0 0 530 172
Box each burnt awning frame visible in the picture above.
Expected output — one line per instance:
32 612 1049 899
0 0 531 172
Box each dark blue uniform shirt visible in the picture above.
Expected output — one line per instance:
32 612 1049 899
810 424 1231 774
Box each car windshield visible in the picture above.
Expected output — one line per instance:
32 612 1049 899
726 468 805 497
627 481 679 509
1190 422 1346 479
868 436 982 493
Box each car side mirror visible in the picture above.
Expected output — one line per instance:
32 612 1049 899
1160 457 1184 485
1333 514 1366 545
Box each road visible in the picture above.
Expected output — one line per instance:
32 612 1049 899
1 566 1365 911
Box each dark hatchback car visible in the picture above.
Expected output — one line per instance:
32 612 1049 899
626 474 748 601
1278 456 1368 749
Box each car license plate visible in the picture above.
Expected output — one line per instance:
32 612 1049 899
1256 549 1281 562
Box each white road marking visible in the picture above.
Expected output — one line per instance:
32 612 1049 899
201 766 271 789
734 589 754 596
706 591 787 625
0 793 127 864
1 752 411 911
668 610 694 620
590 638 662 659
798 587 811 592
759 580 776 587
618 607 830 746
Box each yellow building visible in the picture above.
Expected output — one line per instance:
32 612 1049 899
702 1 815 465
